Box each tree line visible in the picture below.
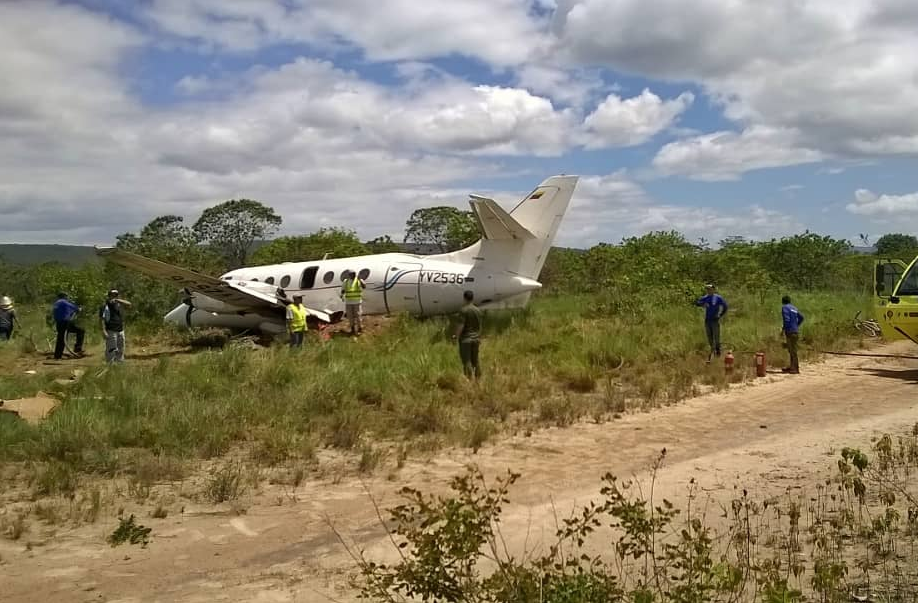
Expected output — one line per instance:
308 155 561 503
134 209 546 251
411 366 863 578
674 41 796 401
1 196 916 323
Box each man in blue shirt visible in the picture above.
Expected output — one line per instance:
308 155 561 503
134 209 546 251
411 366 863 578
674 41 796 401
695 284 728 362
781 295 804 374
51 292 85 360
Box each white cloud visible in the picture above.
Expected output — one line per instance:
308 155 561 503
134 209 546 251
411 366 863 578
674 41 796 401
552 172 800 246
556 0 918 160
652 127 824 181
847 189 918 216
582 89 693 148
0 3 576 245
144 0 548 66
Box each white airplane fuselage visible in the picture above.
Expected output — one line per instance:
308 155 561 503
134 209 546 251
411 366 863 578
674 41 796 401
165 253 541 334
152 174 579 335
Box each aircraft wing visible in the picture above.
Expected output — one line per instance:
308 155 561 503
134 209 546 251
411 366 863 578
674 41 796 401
95 247 335 322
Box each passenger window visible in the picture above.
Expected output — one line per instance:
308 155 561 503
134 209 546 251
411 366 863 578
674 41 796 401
265 276 275 285
280 275 291 288
358 268 370 280
340 272 349 282
323 271 334 284
300 266 319 289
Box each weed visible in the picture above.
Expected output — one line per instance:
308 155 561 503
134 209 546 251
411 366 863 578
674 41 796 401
463 418 494 452
358 443 382 474
33 501 62 525
151 505 168 519
107 514 151 548
1 511 27 540
205 462 247 504
29 461 77 498
327 408 365 450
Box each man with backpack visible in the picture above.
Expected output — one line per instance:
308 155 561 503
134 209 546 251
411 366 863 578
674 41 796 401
100 289 132 363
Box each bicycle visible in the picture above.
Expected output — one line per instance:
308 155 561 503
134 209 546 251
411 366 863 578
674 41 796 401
853 310 882 337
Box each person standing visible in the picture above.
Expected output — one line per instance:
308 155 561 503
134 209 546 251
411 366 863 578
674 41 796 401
781 295 804 374
0 296 20 341
452 290 482 379
286 295 308 347
340 270 365 335
695 284 728 362
100 289 132 363
52 292 85 359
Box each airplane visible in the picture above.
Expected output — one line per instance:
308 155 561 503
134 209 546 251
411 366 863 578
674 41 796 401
96 174 579 335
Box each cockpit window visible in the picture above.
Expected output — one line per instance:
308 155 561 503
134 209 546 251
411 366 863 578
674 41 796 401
896 263 918 295
265 276 275 285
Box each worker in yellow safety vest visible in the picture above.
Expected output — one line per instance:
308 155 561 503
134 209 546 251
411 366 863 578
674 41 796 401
286 295 309 347
340 269 365 335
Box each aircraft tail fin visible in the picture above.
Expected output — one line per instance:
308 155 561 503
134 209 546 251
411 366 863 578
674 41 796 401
427 175 578 283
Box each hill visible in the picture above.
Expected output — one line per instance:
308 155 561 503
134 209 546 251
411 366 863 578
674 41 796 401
0 244 99 266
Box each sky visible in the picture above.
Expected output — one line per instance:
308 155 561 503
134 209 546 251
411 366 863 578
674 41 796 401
2 0 918 249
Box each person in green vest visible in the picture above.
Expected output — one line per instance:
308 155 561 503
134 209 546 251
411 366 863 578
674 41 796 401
451 290 482 379
286 295 309 347
340 269 365 336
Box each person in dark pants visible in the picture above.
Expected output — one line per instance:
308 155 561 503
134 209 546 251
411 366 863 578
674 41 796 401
695 284 728 362
0 296 20 341
51 292 84 359
781 295 804 374
452 290 482 379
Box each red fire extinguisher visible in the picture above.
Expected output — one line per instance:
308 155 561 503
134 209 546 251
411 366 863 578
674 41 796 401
754 351 767 377
724 351 734 374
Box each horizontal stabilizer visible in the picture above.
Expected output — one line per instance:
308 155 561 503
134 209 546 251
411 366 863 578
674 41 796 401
469 195 536 241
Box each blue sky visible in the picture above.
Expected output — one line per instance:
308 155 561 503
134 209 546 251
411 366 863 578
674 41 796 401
2 0 918 247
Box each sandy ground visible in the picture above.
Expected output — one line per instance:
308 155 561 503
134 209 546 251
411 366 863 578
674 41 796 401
3 341 918 602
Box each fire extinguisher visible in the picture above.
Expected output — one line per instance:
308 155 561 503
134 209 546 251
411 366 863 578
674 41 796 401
754 351 767 377
724 350 735 374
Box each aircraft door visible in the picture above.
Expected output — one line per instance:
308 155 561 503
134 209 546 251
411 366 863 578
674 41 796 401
383 262 423 315
874 259 909 340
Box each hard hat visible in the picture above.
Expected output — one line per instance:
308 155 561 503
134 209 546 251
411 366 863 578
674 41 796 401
0 296 12 309
108 289 119 296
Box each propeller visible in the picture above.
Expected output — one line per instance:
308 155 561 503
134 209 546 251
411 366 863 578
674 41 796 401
181 288 195 328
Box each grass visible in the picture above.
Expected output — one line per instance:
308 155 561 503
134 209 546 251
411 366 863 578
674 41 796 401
0 290 870 485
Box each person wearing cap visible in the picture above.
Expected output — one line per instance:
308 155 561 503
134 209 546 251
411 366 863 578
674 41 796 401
340 269 365 336
99 289 132 363
0 296 20 341
52 292 85 359
285 294 309 347
695 283 728 362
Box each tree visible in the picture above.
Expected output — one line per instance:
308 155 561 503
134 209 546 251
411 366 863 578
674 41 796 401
116 215 217 271
192 199 282 269
756 232 851 289
251 228 368 265
875 233 918 258
365 235 402 254
404 206 478 253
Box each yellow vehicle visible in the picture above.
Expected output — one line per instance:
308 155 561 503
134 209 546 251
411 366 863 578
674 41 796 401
874 257 918 342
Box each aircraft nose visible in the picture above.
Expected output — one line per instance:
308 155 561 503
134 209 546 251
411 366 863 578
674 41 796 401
164 304 189 327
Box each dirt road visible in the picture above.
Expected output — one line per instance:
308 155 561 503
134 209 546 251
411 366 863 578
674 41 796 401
3 341 918 602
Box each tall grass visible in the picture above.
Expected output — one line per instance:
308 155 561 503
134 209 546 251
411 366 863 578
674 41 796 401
0 290 869 476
